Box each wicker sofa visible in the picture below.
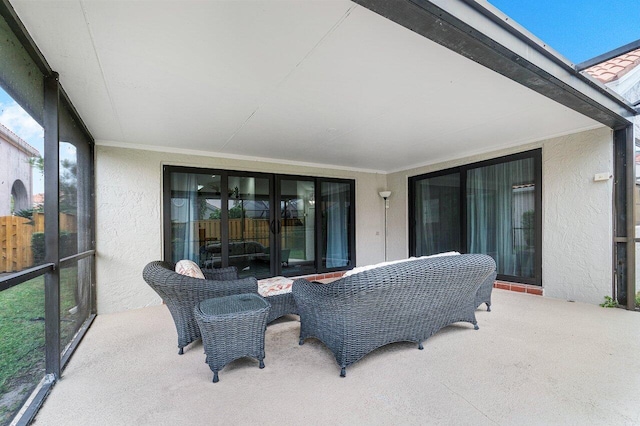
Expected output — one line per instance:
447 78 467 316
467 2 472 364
142 261 258 354
292 254 497 377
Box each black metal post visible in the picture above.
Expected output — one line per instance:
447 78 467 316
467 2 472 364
44 72 60 379
613 126 636 309
624 126 636 310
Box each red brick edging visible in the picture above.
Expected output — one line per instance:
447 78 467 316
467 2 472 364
494 280 543 296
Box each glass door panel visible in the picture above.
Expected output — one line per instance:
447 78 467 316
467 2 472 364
321 181 352 269
279 178 315 276
166 167 355 279
466 158 535 278
227 175 272 278
413 173 461 256
169 172 222 268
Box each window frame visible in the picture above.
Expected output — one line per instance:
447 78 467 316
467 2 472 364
409 149 542 286
163 165 356 276
0 3 96 424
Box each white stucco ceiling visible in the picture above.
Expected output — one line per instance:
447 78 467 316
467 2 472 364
10 0 601 173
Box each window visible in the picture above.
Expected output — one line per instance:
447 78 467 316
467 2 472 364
409 150 541 285
0 7 95 424
164 167 355 278
58 100 94 357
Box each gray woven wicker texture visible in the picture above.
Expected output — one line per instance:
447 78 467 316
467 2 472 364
142 261 258 354
142 261 300 354
292 254 497 376
195 294 270 382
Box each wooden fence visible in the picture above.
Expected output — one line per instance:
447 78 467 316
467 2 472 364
0 216 33 273
0 212 77 273
196 219 270 246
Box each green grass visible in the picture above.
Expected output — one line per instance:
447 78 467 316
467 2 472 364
0 268 82 424
0 277 46 423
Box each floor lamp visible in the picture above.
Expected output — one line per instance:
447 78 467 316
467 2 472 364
379 191 391 261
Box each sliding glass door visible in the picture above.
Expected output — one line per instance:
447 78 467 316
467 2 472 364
226 174 273 278
467 158 536 279
321 181 353 269
169 172 221 267
278 177 316 276
412 172 461 256
409 150 541 285
164 167 354 278
166 170 273 279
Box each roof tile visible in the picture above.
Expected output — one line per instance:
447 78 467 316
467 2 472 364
585 47 640 83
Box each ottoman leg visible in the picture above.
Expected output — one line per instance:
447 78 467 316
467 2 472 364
213 371 219 383
259 359 265 369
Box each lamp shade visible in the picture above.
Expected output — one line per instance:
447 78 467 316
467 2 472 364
379 191 391 199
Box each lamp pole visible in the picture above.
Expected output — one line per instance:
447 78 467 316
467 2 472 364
379 191 391 261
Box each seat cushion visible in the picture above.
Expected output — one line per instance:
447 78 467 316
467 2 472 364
175 259 205 279
257 276 294 297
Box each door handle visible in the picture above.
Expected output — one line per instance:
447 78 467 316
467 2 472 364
269 219 276 234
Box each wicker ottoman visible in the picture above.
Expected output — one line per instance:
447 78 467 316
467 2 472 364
194 294 270 383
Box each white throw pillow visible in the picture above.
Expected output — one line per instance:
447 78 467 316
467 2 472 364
175 259 205 279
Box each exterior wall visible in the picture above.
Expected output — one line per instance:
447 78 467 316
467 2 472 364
0 135 34 216
541 127 613 304
95 145 386 314
96 126 614 312
386 126 613 305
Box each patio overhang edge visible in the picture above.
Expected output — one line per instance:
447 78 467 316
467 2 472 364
354 0 635 130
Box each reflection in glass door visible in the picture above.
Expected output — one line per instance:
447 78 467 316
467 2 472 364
413 173 461 256
279 178 315 276
165 166 355 279
321 181 353 269
467 158 535 278
169 172 222 269
409 150 541 285
227 175 272 278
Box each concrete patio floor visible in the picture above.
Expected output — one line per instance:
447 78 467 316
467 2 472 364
32 289 640 425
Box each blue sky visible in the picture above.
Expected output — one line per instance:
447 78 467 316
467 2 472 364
0 87 45 194
489 0 640 64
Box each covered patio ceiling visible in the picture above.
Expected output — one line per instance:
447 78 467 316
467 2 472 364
11 0 603 173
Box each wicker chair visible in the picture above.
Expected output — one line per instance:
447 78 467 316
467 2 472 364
142 261 258 354
292 254 497 377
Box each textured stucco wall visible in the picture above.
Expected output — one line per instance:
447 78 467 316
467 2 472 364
386 126 613 305
97 126 614 313
95 145 386 314
542 127 613 304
